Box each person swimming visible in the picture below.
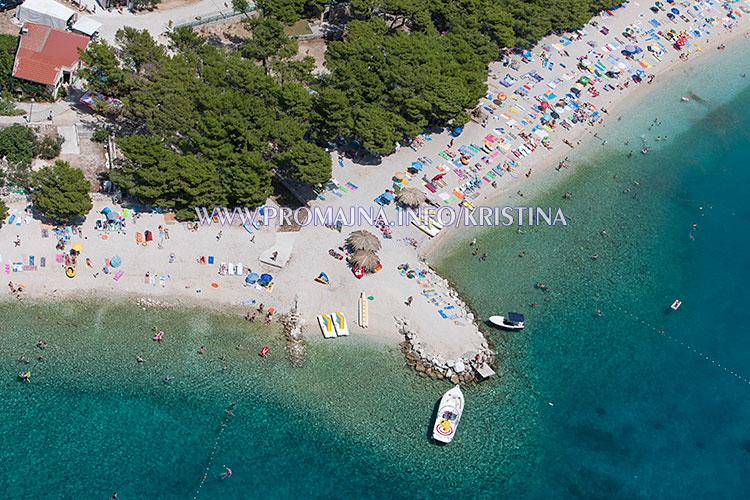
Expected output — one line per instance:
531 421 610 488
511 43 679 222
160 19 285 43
221 466 232 479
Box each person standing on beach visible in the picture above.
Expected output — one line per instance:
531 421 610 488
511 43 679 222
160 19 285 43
470 238 476 247
216 231 223 242
406 296 413 306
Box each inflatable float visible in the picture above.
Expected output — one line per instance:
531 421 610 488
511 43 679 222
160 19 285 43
259 346 270 357
315 272 329 285
65 266 76 278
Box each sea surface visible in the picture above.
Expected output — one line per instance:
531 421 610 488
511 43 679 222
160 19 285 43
2 44 750 499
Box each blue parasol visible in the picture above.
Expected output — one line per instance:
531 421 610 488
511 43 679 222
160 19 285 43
110 255 122 268
101 207 111 214
260 273 273 283
246 272 259 284
671 7 679 14
410 161 423 171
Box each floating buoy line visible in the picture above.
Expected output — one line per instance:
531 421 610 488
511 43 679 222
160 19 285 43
615 306 750 386
192 402 237 499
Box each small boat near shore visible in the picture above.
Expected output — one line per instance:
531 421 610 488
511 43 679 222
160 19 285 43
333 312 349 336
433 385 464 444
488 312 525 330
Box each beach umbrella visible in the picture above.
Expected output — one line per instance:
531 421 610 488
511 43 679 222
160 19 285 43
410 161 423 171
671 7 679 14
346 230 382 252
452 127 463 136
245 273 259 284
107 211 119 221
101 207 111 214
625 44 636 53
539 101 550 109
394 172 406 179
579 76 590 85
396 188 426 207
382 191 395 202
110 255 122 268
497 93 507 101
676 37 686 46
432 173 446 181
350 250 381 273
260 273 273 283
493 99 503 106
71 243 83 252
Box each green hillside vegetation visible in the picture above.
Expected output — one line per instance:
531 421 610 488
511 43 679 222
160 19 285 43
79 0 618 218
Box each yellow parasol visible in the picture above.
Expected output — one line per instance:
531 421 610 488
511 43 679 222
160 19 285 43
71 243 83 252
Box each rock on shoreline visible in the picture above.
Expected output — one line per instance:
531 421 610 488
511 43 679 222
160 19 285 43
396 317 495 384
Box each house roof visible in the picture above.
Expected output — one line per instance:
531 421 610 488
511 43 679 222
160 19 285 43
12 22 90 86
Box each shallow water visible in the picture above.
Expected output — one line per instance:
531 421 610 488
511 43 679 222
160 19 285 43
3 41 750 500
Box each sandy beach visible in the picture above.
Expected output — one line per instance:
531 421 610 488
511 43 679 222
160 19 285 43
2 0 749 372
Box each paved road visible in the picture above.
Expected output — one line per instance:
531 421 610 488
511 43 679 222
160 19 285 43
88 0 238 43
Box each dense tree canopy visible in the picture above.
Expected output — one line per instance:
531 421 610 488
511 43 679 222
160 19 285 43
31 161 92 223
0 124 37 164
79 0 619 218
312 18 491 153
100 31 330 219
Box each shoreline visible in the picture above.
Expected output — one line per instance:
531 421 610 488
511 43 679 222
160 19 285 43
422 22 750 260
3 1 749 379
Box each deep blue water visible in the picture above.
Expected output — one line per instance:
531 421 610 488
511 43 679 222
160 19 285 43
435 45 750 498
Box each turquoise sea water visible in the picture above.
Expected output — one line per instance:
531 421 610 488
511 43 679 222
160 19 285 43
2 45 750 499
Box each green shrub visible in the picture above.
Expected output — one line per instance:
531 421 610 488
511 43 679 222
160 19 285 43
0 99 24 116
34 135 65 159
92 128 112 143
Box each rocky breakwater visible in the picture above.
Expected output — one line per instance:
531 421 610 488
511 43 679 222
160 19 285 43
396 317 496 384
279 296 306 366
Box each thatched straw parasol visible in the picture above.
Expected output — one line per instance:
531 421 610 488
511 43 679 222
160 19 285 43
396 188 426 207
346 230 381 252
350 250 381 272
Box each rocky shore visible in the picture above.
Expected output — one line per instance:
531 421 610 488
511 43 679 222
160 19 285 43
397 316 496 384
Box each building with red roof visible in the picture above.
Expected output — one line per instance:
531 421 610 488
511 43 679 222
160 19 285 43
12 22 90 97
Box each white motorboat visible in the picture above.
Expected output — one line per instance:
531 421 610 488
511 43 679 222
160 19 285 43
488 312 525 330
432 385 464 444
